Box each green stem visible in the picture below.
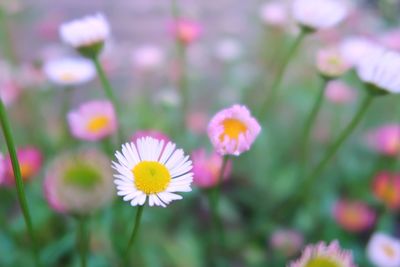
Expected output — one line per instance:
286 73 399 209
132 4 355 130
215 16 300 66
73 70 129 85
0 9 18 65
0 99 41 267
303 93 374 194
300 76 330 173
77 216 89 267
124 205 144 262
177 42 189 116
258 28 309 120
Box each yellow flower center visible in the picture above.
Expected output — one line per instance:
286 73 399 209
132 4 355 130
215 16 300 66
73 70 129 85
20 163 34 179
305 257 340 267
132 161 171 195
382 244 396 258
220 118 247 141
59 72 78 82
86 116 110 133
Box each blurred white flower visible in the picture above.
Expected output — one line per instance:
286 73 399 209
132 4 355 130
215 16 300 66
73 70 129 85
259 1 289 27
43 57 96 87
292 0 348 30
155 88 181 108
214 38 243 62
340 37 380 66
367 233 400 267
356 47 400 94
131 45 165 71
316 47 350 78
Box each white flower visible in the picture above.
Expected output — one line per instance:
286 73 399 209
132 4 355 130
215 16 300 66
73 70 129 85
131 45 165 70
259 1 289 27
367 232 400 267
60 13 110 49
214 38 243 62
292 0 348 30
43 57 96 86
356 47 400 94
112 137 193 207
340 37 380 66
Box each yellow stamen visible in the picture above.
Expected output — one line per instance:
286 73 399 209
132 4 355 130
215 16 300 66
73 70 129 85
305 257 340 267
20 163 34 179
220 118 247 141
86 116 110 133
59 72 78 82
133 161 171 195
382 244 396 258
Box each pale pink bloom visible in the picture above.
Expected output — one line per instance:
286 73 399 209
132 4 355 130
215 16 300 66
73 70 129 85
214 38 243 62
131 45 165 71
325 80 356 104
333 199 375 233
1 147 43 186
192 149 232 188
186 112 208 134
289 241 356 267
259 1 289 27
67 100 118 141
367 233 400 267
339 37 380 66
130 130 170 143
172 19 202 45
380 30 400 51
316 47 350 78
366 124 400 157
269 229 304 257
208 105 261 156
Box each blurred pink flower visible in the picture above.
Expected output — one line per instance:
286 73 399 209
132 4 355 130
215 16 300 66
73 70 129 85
0 62 20 107
186 112 208 134
316 47 350 78
259 1 289 27
2 147 43 186
269 229 304 257
192 149 232 188
373 172 400 210
172 19 202 45
339 36 379 66
208 105 261 156
324 80 356 104
333 199 375 233
131 45 165 71
380 30 400 51
67 100 118 142
366 124 400 157
130 130 170 143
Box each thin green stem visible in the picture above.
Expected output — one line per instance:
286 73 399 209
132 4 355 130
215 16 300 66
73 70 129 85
124 205 145 262
0 99 41 267
77 216 89 267
177 42 189 116
303 92 374 194
258 29 309 120
300 76 330 173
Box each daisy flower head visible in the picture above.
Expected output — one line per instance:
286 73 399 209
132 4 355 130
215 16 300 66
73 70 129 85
259 1 289 27
333 199 375 233
292 0 348 31
113 137 193 207
130 130 170 144
67 100 117 142
367 233 400 267
208 104 261 156
356 47 400 95
270 229 304 257
171 19 202 46
131 45 165 71
373 172 400 210
289 240 356 267
43 57 96 87
316 47 350 79
60 13 110 58
325 81 356 104
339 37 380 67
366 124 400 156
44 149 114 215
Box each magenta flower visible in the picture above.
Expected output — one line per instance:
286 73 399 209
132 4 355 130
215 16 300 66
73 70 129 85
333 199 375 233
130 130 170 143
2 147 43 186
67 100 118 141
208 105 261 156
172 19 202 45
325 80 356 104
269 229 304 257
366 124 400 157
192 149 232 189
0 153 4 185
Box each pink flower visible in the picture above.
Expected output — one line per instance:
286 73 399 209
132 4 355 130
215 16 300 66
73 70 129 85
333 199 375 233
131 45 165 71
208 105 261 156
172 19 202 45
324 80 356 104
259 1 289 27
130 130 170 143
186 112 208 134
366 124 400 157
289 241 356 267
67 100 118 142
1 147 43 186
373 172 400 210
316 47 350 78
269 229 304 257
192 149 232 188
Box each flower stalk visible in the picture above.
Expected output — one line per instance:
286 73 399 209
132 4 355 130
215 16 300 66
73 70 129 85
124 205 145 262
77 216 89 267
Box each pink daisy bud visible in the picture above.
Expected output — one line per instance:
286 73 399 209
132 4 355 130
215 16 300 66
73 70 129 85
316 47 350 78
67 100 118 142
259 1 289 27
366 124 400 157
2 147 43 186
208 105 261 156
172 19 202 46
373 172 400 210
130 130 170 144
269 229 304 257
333 199 375 233
192 149 232 188
324 80 356 104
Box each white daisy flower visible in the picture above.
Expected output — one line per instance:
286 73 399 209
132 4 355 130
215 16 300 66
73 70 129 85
292 0 348 30
112 137 193 207
367 232 400 267
43 57 96 87
356 47 400 94
60 13 110 57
